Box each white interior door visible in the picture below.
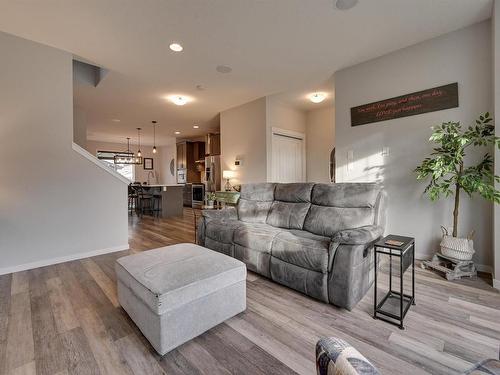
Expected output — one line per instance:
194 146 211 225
271 132 305 183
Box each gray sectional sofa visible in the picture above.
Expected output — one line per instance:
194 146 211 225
197 182 386 310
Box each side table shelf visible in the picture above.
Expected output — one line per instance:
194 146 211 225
373 235 416 330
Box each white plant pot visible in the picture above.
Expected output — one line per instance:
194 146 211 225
207 200 214 208
440 227 475 261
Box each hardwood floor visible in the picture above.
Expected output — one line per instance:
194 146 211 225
1 208 499 375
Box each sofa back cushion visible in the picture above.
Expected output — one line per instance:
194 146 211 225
303 183 382 237
237 183 276 223
266 183 313 229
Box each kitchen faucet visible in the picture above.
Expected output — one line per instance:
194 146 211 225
147 170 156 185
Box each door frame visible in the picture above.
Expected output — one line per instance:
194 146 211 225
271 127 306 182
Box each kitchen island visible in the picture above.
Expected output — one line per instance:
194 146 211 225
136 184 184 218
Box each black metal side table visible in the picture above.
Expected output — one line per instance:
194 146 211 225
373 235 415 330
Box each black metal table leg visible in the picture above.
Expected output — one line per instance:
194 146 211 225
389 249 392 293
412 242 416 305
373 247 377 319
399 251 404 330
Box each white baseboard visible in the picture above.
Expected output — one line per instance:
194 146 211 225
494 278 500 290
0 244 130 276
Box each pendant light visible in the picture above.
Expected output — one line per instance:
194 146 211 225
152 121 157 154
114 137 142 164
136 127 142 157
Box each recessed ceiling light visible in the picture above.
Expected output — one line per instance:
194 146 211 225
112 119 121 122
175 131 181 135
168 95 189 106
216 65 232 74
193 125 199 129
169 43 183 52
335 0 358 10
309 92 327 103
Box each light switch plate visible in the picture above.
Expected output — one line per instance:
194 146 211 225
347 150 354 171
382 147 390 156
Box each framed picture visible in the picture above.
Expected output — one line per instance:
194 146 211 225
143 158 153 170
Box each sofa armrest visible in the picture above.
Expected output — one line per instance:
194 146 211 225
201 207 238 221
332 225 383 245
316 337 380 375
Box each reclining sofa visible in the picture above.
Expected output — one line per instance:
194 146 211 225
197 182 386 310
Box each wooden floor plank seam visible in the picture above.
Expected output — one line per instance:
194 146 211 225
0 209 499 375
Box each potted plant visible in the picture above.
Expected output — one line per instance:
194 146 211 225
415 113 500 260
205 192 216 208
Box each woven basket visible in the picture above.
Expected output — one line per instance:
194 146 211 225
440 226 475 261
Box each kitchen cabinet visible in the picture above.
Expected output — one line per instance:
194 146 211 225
205 133 220 156
176 142 187 170
176 141 205 183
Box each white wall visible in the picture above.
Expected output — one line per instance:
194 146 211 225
306 106 335 183
220 97 267 184
494 1 500 288
334 21 493 267
159 142 177 185
73 106 87 149
0 31 128 274
266 96 307 133
265 96 307 181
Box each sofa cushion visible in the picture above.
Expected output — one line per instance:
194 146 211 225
239 183 276 201
304 206 374 238
303 183 381 237
237 183 275 223
266 201 311 229
271 230 330 273
265 183 313 229
237 199 273 223
274 183 314 202
205 219 242 244
234 223 283 253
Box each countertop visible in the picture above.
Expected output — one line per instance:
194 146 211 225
136 184 184 188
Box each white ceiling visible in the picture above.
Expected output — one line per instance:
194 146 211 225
0 0 493 145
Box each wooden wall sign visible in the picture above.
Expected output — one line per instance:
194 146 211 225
350 83 458 127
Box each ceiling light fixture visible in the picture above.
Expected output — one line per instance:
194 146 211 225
216 65 232 74
168 95 189 106
309 92 327 104
175 131 181 135
152 121 157 154
335 0 358 10
193 125 199 129
112 119 121 122
169 43 183 52
136 127 142 157
114 137 142 165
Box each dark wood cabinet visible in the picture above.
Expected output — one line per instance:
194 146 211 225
176 142 187 170
205 133 220 156
176 141 205 183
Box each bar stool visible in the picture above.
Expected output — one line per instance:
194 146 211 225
152 190 162 215
137 186 154 216
128 184 139 214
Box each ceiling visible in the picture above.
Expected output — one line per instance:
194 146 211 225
0 0 493 145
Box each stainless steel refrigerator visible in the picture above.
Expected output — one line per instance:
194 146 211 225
204 155 221 192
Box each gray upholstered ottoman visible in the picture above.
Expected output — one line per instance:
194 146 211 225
115 243 247 355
